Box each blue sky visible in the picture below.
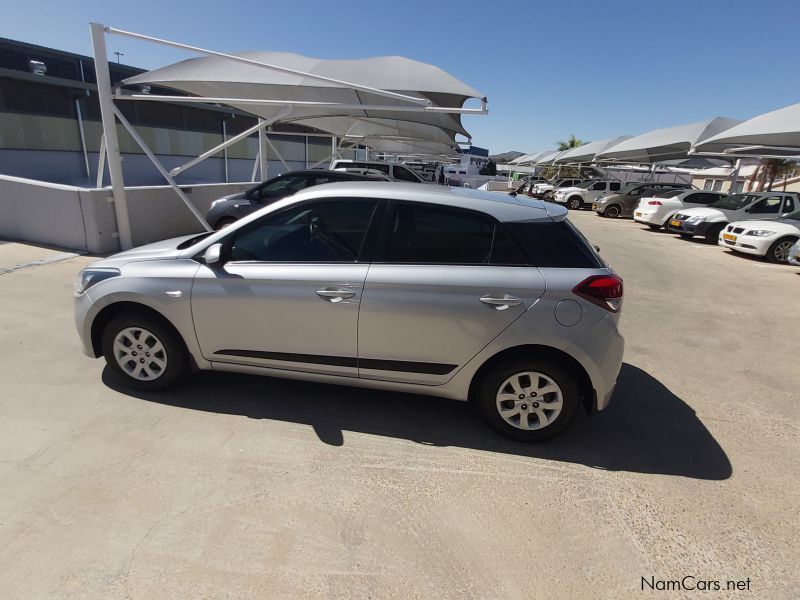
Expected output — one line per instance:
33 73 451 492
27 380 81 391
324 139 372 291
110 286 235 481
2 0 799 154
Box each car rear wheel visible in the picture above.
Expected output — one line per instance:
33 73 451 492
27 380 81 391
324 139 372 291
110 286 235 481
101 313 190 391
767 236 798 263
478 358 579 442
568 197 582 210
604 205 621 218
647 224 661 230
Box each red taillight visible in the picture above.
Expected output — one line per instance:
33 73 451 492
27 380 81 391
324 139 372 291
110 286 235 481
647 200 663 206
573 275 623 312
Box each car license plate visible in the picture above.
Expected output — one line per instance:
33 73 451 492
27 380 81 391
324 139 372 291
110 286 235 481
723 233 737 242
592 204 597 210
635 211 642 217
670 219 681 228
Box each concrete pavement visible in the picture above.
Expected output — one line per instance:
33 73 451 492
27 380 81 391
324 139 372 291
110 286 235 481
0 212 797 599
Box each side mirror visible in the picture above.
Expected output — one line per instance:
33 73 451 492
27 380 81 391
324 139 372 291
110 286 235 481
203 243 224 267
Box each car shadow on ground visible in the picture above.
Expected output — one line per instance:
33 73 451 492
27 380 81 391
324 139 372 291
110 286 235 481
103 362 731 481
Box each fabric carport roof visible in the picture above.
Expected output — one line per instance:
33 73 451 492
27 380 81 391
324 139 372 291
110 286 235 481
122 51 484 139
553 136 633 164
596 117 742 163
692 102 800 157
534 150 564 165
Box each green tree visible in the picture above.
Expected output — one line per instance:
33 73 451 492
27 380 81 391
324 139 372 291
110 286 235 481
557 134 585 151
479 159 497 176
760 158 796 191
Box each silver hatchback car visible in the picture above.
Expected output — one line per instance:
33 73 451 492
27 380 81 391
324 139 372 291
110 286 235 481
74 183 624 441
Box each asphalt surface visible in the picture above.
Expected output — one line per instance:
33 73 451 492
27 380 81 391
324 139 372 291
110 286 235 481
0 211 797 599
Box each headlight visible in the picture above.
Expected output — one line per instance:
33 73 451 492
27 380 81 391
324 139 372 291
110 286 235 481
686 216 706 224
74 268 121 294
745 229 775 237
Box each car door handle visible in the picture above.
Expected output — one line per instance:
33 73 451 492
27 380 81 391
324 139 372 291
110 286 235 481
480 294 522 310
316 288 356 302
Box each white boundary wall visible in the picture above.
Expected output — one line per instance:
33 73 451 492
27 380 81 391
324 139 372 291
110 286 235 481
0 174 252 253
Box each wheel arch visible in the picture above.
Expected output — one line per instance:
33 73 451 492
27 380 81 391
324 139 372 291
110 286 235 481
468 344 596 413
90 301 192 363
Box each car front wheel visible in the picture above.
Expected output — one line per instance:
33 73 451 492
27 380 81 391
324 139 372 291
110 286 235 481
478 358 579 442
604 205 621 218
767 236 798 263
101 313 190 391
568 197 582 210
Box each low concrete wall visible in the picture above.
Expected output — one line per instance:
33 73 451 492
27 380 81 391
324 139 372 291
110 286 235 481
0 174 253 253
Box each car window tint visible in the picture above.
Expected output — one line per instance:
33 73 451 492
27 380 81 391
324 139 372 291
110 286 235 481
229 200 377 262
783 196 796 212
609 182 622 191
259 175 312 199
352 162 390 174
393 166 420 182
749 196 783 214
505 221 603 268
490 226 529 265
386 204 494 264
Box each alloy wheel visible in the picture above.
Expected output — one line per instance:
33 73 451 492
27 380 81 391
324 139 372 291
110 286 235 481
495 371 563 430
773 240 794 262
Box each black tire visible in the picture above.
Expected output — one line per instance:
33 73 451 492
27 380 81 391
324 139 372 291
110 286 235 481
647 224 661 230
567 196 582 210
477 357 580 442
215 217 237 230
101 312 190 391
604 205 621 218
705 223 725 244
679 233 693 239
766 236 798 263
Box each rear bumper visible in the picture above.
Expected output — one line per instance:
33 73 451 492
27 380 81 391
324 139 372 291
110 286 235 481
633 210 665 225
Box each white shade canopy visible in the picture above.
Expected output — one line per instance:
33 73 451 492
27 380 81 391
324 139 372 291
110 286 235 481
363 138 460 157
534 150 564 165
596 117 741 163
692 102 800 156
554 136 633 164
123 51 484 138
290 116 461 145
509 153 540 165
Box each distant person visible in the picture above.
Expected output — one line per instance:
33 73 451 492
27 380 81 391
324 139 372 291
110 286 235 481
438 168 445 185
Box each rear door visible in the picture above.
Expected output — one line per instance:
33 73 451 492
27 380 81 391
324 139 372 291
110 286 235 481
357 202 546 385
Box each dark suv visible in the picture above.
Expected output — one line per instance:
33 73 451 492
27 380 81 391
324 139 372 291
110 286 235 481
206 170 386 229
593 181 694 218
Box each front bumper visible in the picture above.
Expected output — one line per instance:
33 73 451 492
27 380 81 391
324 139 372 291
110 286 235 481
593 203 607 214
667 219 715 237
74 290 98 357
719 233 772 256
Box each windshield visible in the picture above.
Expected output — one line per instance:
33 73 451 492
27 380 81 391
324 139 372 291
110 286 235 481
779 209 800 220
571 181 595 189
709 194 758 210
653 189 685 198
617 183 641 195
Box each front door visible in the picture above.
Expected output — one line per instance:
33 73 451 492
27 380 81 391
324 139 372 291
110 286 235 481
192 198 380 376
357 202 546 385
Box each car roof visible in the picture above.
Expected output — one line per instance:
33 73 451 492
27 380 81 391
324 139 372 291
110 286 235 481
284 181 566 223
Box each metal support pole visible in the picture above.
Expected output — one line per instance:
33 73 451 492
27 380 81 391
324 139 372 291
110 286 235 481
91 22 132 249
330 136 336 168
258 124 268 181
112 105 212 232
305 135 309 169
251 149 261 182
729 159 742 193
169 109 289 177
74 98 91 181
222 119 229 183
96 133 106 188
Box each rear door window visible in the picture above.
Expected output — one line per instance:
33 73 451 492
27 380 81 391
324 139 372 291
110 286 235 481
609 182 622 192
393 166 421 182
783 196 796 212
749 196 783 214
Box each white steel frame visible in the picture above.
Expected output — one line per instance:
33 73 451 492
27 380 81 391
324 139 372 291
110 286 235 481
90 22 487 249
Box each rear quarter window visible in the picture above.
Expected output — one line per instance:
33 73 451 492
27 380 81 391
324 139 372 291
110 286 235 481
505 221 604 268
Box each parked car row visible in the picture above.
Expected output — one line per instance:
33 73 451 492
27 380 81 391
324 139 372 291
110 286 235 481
602 186 800 264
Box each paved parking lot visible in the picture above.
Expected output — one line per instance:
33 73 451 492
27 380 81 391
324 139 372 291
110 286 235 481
1 211 797 599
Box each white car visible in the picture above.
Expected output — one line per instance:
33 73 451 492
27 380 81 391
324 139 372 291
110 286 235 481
330 159 430 184
532 178 583 199
667 192 799 243
554 180 623 210
633 190 727 229
719 209 800 262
